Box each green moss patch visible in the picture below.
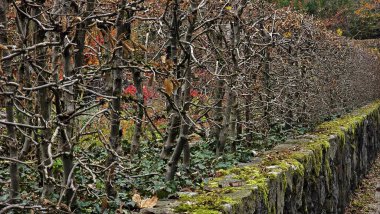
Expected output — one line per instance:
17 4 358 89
175 192 236 213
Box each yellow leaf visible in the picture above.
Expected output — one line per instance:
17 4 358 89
283 31 292 38
225 6 232 10
336 28 343 36
164 78 174 95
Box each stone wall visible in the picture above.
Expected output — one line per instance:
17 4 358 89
141 101 380 214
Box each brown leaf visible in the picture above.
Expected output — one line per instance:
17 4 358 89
180 187 193 192
166 59 174 69
229 180 245 187
164 78 174 95
139 195 158 208
133 194 158 209
61 16 68 32
132 193 142 205
72 16 82 24
148 74 155 86
131 40 148 52
42 199 54 206
116 202 125 214
161 55 166 64
215 171 224 177
105 28 116 49
122 41 135 53
0 44 8 50
171 78 180 90
59 203 70 211
101 196 109 211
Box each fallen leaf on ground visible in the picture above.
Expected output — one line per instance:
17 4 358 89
132 194 158 208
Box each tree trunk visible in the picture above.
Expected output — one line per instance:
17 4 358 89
38 74 53 199
160 114 180 159
0 1 19 201
217 88 234 156
245 94 253 144
165 123 189 180
260 22 272 131
27 0 54 200
211 76 225 152
106 0 130 198
160 0 180 160
207 27 226 153
131 69 144 156
230 101 239 153
216 10 243 156
106 53 123 198
16 10 33 159
166 0 198 180
61 39 75 205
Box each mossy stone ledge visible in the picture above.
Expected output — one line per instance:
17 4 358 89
139 100 380 214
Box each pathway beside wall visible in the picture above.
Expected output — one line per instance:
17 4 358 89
346 154 380 214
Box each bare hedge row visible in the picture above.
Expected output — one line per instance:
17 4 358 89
0 0 379 211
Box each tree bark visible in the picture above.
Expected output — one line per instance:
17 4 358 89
160 114 180 159
0 0 19 201
160 0 181 160
166 0 198 180
131 69 144 156
106 0 130 198
216 4 244 155
217 88 234 156
211 76 225 152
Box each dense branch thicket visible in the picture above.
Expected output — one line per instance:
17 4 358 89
0 0 379 212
